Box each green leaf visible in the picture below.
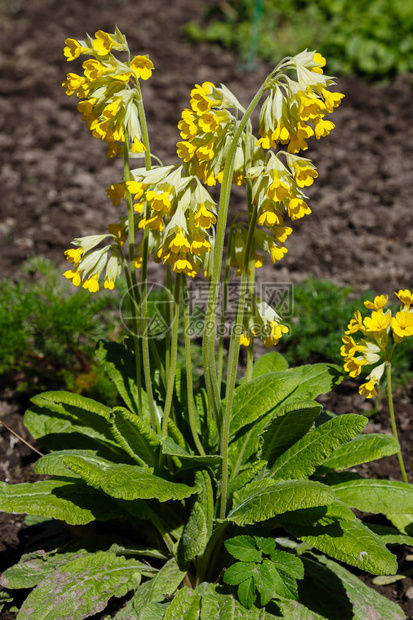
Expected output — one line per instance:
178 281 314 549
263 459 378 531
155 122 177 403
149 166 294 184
100 464 196 502
261 401 322 466
281 502 398 575
17 551 144 620
109 406 159 467
131 558 186 614
225 536 262 563
96 340 141 416
178 470 213 564
228 461 267 497
270 548 304 580
270 414 367 480
229 364 342 438
252 351 288 377
256 558 295 605
331 478 413 515
0 591 13 613
31 390 111 420
366 523 413 546
224 561 256 585
276 599 327 619
61 455 108 489
34 450 120 479
228 479 335 526
386 513 413 535
238 576 256 609
299 555 404 620
160 437 222 470
316 433 400 473
24 404 121 455
199 583 273 618
0 479 123 525
163 586 202 619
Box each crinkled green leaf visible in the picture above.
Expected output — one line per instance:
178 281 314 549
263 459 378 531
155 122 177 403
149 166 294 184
96 340 141 416
31 391 111 420
34 450 120 479
131 558 186 615
109 406 159 467
228 461 266 497
261 401 322 467
178 470 213 564
17 551 144 620
0 479 123 525
316 433 400 473
281 502 398 575
367 523 413 546
100 464 196 501
161 437 222 470
276 598 327 619
270 414 367 480
252 352 288 377
299 555 404 620
229 364 342 438
163 586 202 619
225 536 262 563
386 513 413 535
199 583 273 618
331 478 413 516
228 479 335 526
0 590 13 613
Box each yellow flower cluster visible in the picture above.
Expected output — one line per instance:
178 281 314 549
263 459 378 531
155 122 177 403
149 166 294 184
257 51 344 153
176 82 253 186
239 295 289 348
62 28 153 157
105 165 217 277
341 291 413 398
63 224 126 292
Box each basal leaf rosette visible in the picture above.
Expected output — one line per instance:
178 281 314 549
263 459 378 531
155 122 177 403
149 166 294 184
341 290 413 397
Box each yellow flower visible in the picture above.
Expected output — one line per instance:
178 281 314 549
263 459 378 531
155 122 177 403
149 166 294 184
298 93 326 122
107 223 127 245
288 123 314 153
146 190 172 214
196 142 215 162
345 310 364 335
64 38 87 61
364 294 388 310
130 55 154 80
272 120 290 144
177 141 196 162
240 333 252 347
264 322 289 348
258 210 282 228
190 82 216 114
314 118 335 139
190 234 212 256
343 356 366 378
340 335 365 359
92 30 115 56
83 59 106 81
131 138 145 153
294 162 318 188
104 279 115 290
198 111 220 133
64 247 84 265
287 198 311 220
62 73 87 97
194 205 216 229
126 181 145 199
359 379 378 399
322 89 345 113
395 289 413 308
82 274 100 293
178 109 197 140
106 183 126 206
391 310 413 340
363 309 391 333
169 231 191 254
63 269 82 287
312 52 326 74
267 176 291 202
270 245 288 263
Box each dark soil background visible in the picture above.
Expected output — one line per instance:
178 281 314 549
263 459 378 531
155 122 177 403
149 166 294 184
1 0 413 617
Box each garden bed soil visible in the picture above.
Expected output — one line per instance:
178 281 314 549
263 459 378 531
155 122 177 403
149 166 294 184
1 0 413 617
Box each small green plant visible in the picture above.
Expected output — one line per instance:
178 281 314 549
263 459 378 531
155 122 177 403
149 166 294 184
0 28 411 620
184 0 413 79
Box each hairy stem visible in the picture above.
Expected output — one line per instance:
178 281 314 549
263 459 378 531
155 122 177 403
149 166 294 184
386 362 409 483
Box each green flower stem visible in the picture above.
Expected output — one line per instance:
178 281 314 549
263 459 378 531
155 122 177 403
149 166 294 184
220 209 258 519
217 230 234 390
134 82 161 433
203 83 268 422
245 175 255 382
123 141 143 414
161 275 181 440
183 277 206 456
386 362 409 483
165 265 173 377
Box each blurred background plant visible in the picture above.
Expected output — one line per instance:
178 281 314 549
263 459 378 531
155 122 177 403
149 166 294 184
184 0 413 79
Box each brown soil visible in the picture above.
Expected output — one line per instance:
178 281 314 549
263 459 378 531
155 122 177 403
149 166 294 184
1 0 413 617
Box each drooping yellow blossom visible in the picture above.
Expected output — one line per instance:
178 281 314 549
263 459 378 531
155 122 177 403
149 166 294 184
391 310 413 340
364 294 388 310
395 289 413 308
64 38 87 61
343 356 366 378
322 89 345 113
312 52 326 74
293 162 318 188
194 205 216 229
287 198 311 220
83 59 107 81
64 247 84 265
340 335 366 358
82 274 100 293
345 310 364 335
92 30 116 56
363 309 391 333
314 117 335 139
264 321 289 348
130 55 154 80
240 333 252 347
270 245 288 263
106 183 126 206
176 141 196 162
63 269 82 287
359 379 378 399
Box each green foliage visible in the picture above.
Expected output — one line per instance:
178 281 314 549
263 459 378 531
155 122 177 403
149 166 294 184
0 257 121 403
223 535 304 607
184 0 413 79
0 344 407 618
